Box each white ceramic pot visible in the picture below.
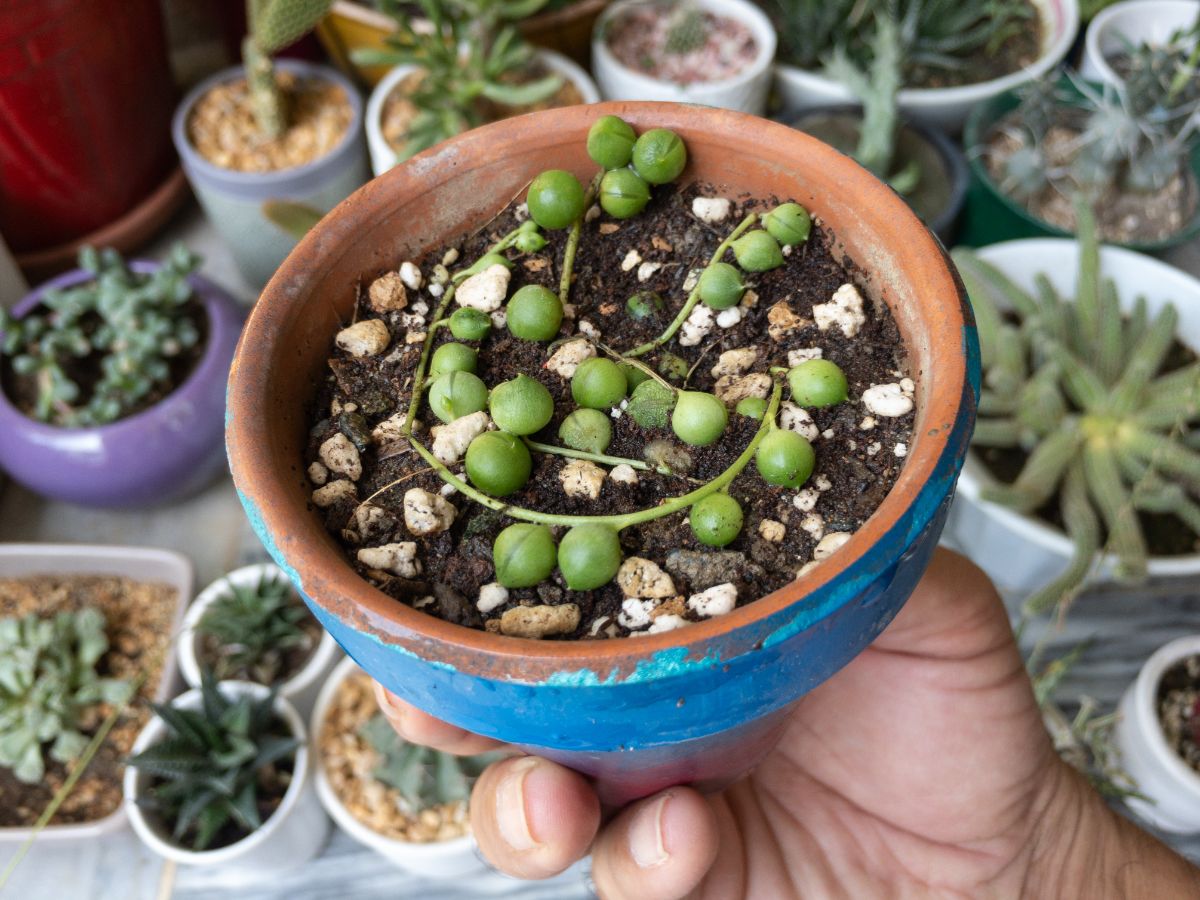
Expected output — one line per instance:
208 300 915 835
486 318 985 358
591 0 776 114
1114 635 1200 833
773 0 1079 133
179 562 342 719
946 239 1200 597
365 50 601 176
1080 0 1200 85
124 682 329 875
0 544 190 844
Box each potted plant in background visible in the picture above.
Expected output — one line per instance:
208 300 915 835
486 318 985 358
173 0 369 288
179 562 341 717
0 543 189 842
785 14 968 242
124 674 329 876
1114 634 1200 834
765 0 1079 133
227 103 976 807
962 27 1200 250
312 657 505 878
360 0 599 175
590 0 777 114
947 213 1200 612
0 246 243 508
1081 0 1199 85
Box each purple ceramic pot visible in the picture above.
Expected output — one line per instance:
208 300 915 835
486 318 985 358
0 263 244 507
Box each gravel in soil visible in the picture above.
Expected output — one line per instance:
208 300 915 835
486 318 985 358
1157 654 1200 775
0 575 176 828
306 181 915 639
187 71 352 173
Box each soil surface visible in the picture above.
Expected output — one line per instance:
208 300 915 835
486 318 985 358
1157 654 1200 775
319 670 469 842
195 596 323 686
188 71 352 172
606 8 758 84
0 575 176 828
305 181 915 639
984 119 1198 244
382 64 585 156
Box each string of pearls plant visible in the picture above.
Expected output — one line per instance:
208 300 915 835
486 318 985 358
397 114 850 592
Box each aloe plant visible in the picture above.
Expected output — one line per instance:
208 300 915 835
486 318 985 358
128 674 299 851
952 210 1200 613
0 610 132 784
243 0 335 139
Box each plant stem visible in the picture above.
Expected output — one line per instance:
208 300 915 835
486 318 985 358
243 37 285 140
623 213 758 358
559 173 602 306
408 380 782 529
523 438 686 478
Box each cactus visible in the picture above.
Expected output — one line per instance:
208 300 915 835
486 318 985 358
243 0 334 139
127 673 299 851
195 571 315 686
358 712 500 815
351 0 560 161
952 209 1200 614
0 609 132 784
664 4 708 55
0 245 203 428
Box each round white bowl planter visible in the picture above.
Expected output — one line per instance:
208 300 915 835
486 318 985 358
1080 0 1200 86
773 0 1079 133
591 0 776 115
1114 635 1200 833
365 51 600 176
124 682 329 876
946 239 1200 597
179 562 342 719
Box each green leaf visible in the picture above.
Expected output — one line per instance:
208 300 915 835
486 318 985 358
626 380 675 429
261 199 325 240
479 74 562 107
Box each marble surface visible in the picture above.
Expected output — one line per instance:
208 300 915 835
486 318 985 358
0 207 1197 897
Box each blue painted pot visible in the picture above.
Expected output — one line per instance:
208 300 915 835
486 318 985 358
227 102 979 807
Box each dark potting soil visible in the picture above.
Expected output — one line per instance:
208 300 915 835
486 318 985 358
305 182 916 639
1157 654 1200 775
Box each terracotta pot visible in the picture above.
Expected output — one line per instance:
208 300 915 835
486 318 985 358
227 102 978 807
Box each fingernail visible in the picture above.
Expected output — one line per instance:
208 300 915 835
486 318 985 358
630 793 671 869
496 757 541 852
373 683 405 723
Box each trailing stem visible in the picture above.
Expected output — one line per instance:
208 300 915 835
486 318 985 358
623 213 758 358
523 438 696 480
558 173 603 306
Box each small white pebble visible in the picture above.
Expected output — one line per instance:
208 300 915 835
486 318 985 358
691 196 731 224
560 459 606 500
814 532 852 560
456 264 510 312
307 461 328 486
402 487 456 536
813 283 866 338
441 248 459 267
782 244 794 257
793 489 819 512
711 348 757 378
477 583 509 614
405 330 426 344
866 442 881 457
545 339 596 378
356 542 421 578
400 312 425 329
860 416 877 431
578 319 601 339
431 411 491 465
759 520 786 542
414 595 436 609
646 614 689 634
617 557 676 599
490 309 507 329
796 561 819 577
399 261 423 291
515 202 530 222
410 299 429 316
621 249 642 272
787 347 824 366
688 583 737 618
312 479 355 507
583 204 600 223
618 597 656 630
432 264 450 285
637 261 662 282
821 428 835 440
815 475 832 491
439 482 457 496
428 283 445 298
862 383 915 418
682 268 703 292
740 289 759 309
894 442 908 458
679 304 714 347
716 306 744 328
320 433 362 481
610 464 639 485
900 377 916 395
801 513 825 541
780 402 819 441
335 319 390 357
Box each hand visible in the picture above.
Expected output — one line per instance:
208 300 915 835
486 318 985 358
374 549 1200 898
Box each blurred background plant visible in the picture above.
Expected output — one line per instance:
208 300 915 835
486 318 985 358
243 0 336 137
0 246 202 428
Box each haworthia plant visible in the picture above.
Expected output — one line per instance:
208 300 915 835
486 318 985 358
243 0 334 139
0 610 133 784
953 210 1200 614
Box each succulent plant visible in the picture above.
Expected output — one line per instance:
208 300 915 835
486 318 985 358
196 571 315 686
359 712 500 814
353 0 562 161
128 673 299 851
242 0 335 138
0 245 203 428
953 209 1200 614
0 609 132 784
663 3 709 55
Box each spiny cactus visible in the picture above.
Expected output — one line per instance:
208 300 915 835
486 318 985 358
0 609 133 784
352 0 560 161
664 4 709 55
0 245 202 428
195 571 314 686
953 210 1200 614
243 0 334 139
359 712 500 815
128 673 299 851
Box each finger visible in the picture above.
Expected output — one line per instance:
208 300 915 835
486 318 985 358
591 788 719 900
373 682 506 756
470 755 601 880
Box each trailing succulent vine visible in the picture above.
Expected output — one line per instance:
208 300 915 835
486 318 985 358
953 210 1200 614
0 609 132 784
242 0 334 139
0 245 202 428
387 116 848 594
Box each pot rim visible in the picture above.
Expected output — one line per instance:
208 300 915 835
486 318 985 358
1131 635 1200 797
123 681 310 863
592 0 777 93
0 261 238 439
227 101 973 682
958 236 1200 576
171 60 365 195
772 0 1078 107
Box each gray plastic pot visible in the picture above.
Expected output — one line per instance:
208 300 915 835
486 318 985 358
172 60 369 288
